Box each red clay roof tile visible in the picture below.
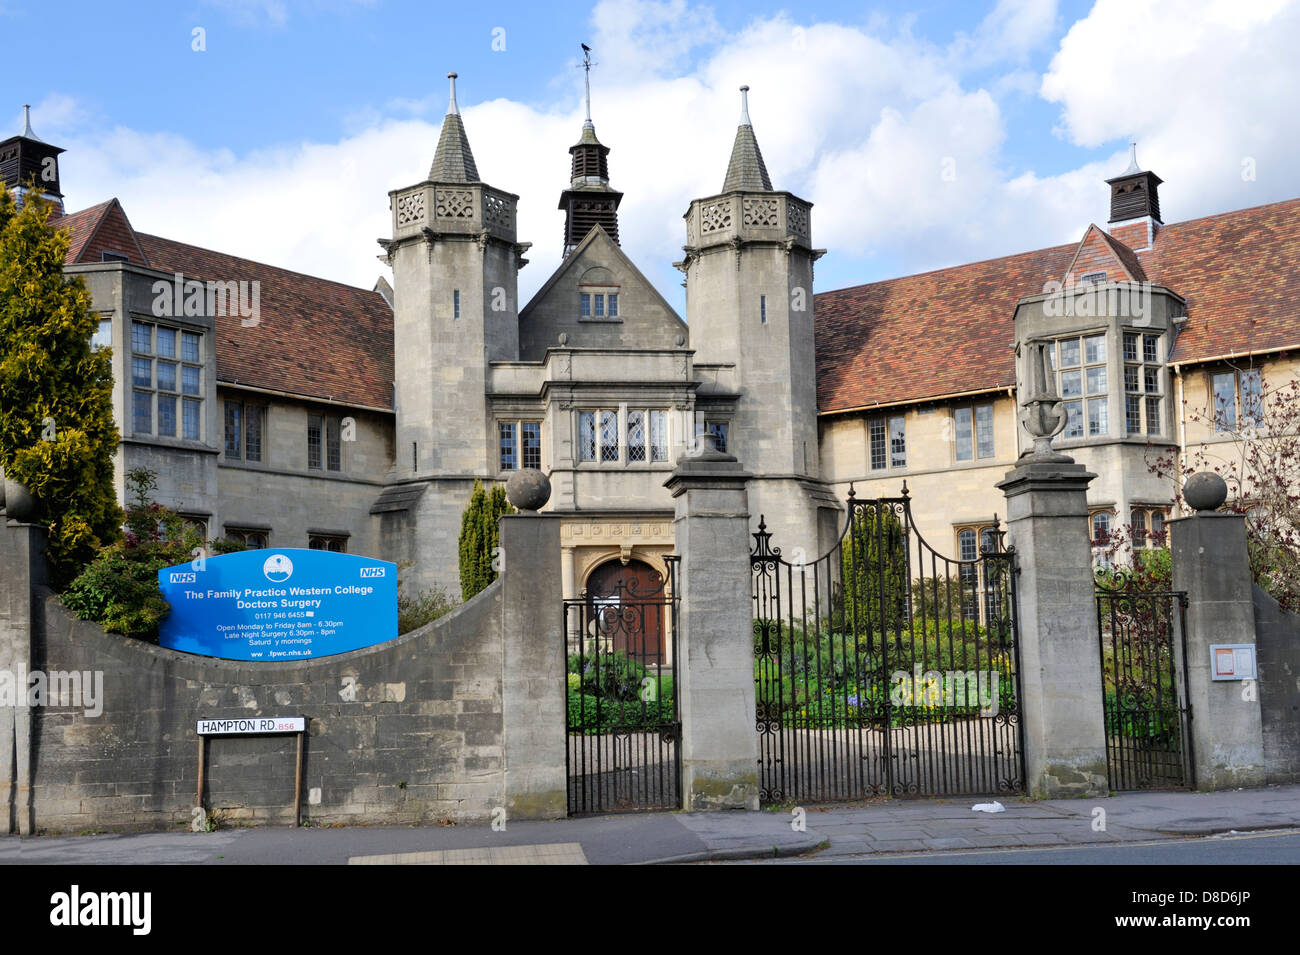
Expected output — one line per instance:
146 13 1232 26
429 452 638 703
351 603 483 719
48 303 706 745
815 195 1300 413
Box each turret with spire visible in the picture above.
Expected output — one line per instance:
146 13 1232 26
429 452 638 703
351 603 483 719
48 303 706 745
1 105 65 211
1106 141 1163 250
383 71 529 494
677 85 829 563
558 46 622 256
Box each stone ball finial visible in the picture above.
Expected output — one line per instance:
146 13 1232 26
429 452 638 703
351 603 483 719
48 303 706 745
506 468 551 512
1184 471 1228 512
3 478 39 522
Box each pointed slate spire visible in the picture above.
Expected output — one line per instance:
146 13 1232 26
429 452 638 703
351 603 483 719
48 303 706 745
721 85 772 193
428 73 480 183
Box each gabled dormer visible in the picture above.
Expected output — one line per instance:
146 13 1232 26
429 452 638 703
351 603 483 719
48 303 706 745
518 225 684 360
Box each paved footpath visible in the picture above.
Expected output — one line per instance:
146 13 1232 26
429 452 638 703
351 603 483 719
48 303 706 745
2 785 1298 865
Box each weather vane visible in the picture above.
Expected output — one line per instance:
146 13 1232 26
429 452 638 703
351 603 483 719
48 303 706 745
580 43 597 124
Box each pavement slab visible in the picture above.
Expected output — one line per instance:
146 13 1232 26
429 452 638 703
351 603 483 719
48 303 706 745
1 783 1296 864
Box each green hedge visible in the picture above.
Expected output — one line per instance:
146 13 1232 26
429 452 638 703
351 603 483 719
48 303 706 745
566 690 676 734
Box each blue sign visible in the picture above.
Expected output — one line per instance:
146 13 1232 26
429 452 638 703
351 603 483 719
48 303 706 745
158 549 398 661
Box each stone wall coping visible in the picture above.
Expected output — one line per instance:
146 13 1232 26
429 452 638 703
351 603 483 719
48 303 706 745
36 575 502 683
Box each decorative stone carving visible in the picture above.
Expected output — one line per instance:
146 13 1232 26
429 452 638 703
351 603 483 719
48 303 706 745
435 188 473 219
1018 339 1071 463
700 200 732 234
787 201 809 237
742 197 779 227
484 191 512 231
396 191 425 227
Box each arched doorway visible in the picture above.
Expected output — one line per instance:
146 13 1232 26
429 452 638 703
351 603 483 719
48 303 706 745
585 558 665 663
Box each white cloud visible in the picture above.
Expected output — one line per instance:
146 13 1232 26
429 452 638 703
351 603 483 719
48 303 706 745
44 0 1300 308
589 0 724 79
1040 0 1300 223
950 0 1060 68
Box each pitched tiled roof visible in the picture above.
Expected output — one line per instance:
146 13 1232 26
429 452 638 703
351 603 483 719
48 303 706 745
816 243 1075 413
816 195 1300 414
49 199 149 265
1064 224 1148 284
1140 197 1300 362
136 233 394 410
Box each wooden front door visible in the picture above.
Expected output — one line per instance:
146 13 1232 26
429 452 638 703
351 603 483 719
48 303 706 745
586 559 665 663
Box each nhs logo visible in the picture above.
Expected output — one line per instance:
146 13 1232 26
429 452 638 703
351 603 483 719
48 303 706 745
359 567 385 578
169 572 197 584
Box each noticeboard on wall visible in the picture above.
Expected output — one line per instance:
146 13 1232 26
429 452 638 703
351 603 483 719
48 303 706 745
158 549 398 661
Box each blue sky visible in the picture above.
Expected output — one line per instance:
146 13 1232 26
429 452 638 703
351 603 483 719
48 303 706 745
6 0 1299 310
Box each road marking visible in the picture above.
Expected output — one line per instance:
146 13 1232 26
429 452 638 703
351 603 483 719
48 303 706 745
348 842 588 865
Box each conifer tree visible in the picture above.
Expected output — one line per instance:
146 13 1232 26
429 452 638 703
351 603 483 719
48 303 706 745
840 503 908 633
0 187 122 586
457 480 513 600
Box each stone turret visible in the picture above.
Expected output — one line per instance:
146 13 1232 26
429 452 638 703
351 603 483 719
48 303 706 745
382 72 531 478
678 86 832 557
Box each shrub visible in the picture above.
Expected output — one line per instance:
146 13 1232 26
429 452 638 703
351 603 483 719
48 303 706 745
567 649 648 701
61 468 204 639
457 479 513 601
837 503 908 632
397 585 457 634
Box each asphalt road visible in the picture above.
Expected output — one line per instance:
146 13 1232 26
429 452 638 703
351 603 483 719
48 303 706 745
731 828 1300 864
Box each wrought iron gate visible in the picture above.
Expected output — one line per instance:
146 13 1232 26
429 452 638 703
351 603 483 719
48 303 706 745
752 487 1024 802
1095 577 1194 790
564 558 681 814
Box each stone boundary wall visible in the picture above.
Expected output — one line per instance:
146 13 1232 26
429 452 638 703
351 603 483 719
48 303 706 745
29 586 503 832
3 514 566 834
1254 584 1300 784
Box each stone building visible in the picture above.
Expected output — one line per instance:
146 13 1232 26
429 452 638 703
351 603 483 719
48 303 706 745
3 80 1299 608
